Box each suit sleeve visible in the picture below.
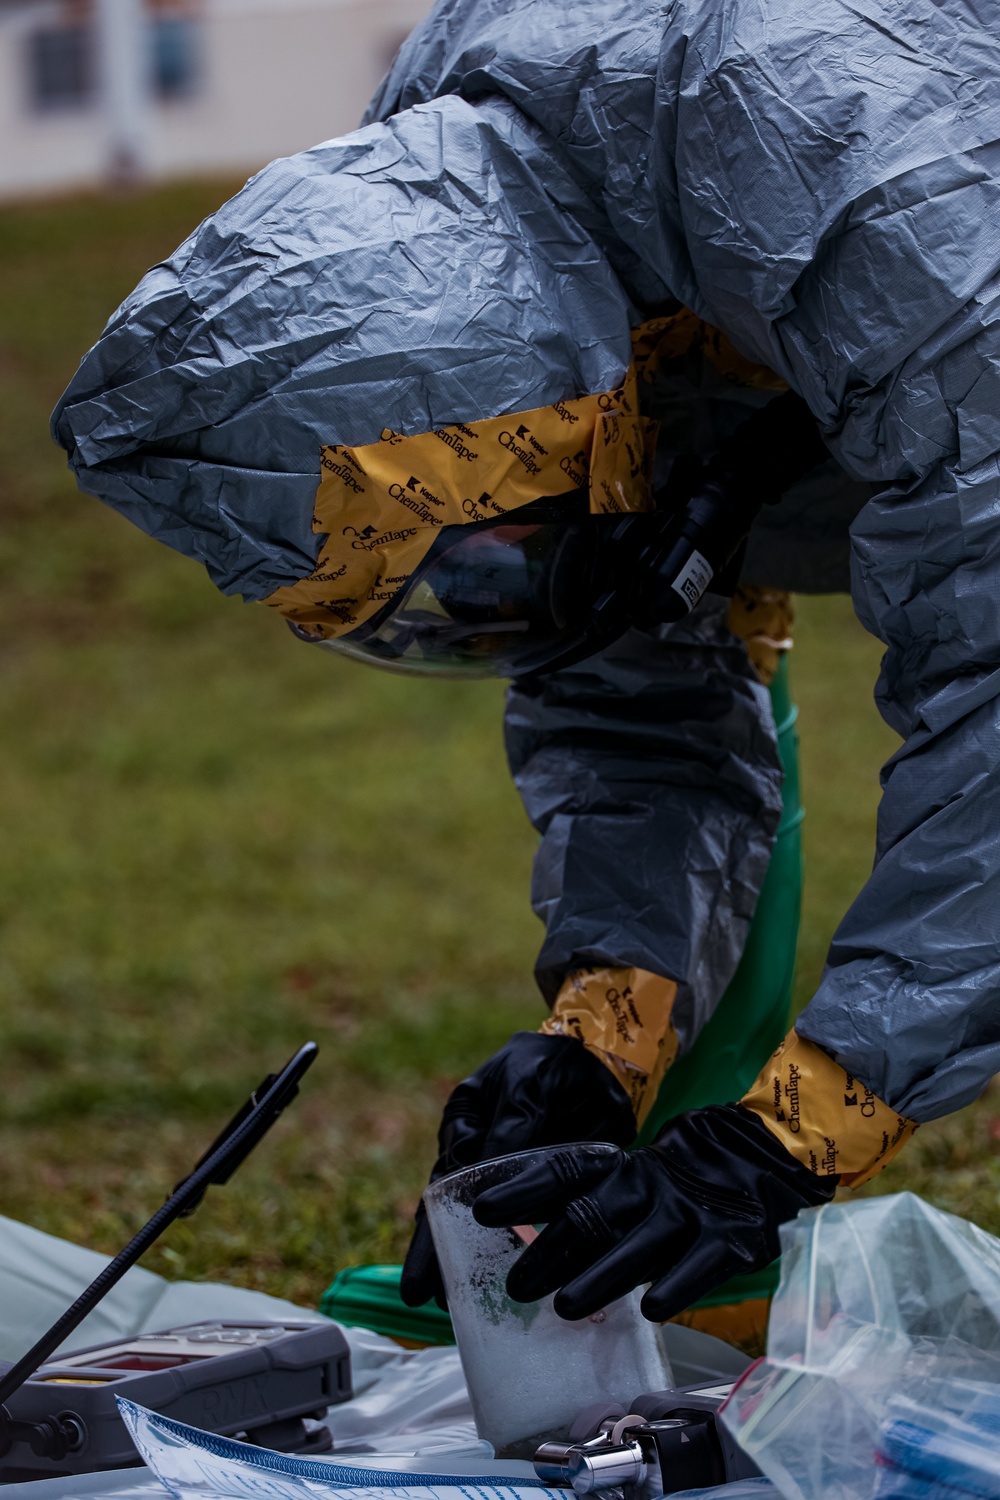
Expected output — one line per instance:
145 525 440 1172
795 425 1000 1122
780 155 1000 1125
504 597 784 1057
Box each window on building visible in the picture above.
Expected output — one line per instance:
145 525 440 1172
27 9 199 113
151 13 198 99
28 23 95 110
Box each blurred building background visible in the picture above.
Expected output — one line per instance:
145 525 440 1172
0 0 430 198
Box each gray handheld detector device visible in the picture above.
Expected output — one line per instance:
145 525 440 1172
0 1042 353 1483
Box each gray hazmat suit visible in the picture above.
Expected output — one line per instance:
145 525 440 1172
53 0 1000 1126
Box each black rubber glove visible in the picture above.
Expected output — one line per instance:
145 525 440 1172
472 1102 837 1322
400 1031 636 1309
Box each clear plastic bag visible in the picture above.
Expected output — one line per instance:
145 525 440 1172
721 1193 1000 1500
424 1148 672 1457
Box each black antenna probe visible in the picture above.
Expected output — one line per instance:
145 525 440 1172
0 1041 318 1463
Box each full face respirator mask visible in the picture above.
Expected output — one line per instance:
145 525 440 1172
294 390 827 680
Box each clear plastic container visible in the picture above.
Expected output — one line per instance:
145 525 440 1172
423 1144 673 1458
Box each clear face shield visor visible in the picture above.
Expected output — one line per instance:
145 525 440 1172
291 474 756 679
288 390 818 680
294 504 624 679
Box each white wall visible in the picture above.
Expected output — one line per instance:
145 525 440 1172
0 0 431 199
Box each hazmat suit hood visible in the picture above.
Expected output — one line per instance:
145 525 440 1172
52 95 645 621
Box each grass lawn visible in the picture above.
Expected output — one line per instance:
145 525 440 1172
0 179 996 1310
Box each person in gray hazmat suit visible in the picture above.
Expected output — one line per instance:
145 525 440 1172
52 0 1000 1324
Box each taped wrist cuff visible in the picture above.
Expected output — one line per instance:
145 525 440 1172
741 1029 917 1187
540 967 678 1128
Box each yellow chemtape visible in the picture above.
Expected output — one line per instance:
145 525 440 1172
264 367 653 639
631 308 788 392
262 308 788 639
741 1029 918 1187
540 966 679 1128
726 586 794 686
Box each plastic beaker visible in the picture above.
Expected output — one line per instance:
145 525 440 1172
423 1144 673 1458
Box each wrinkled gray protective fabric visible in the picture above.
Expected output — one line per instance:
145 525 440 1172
53 0 1000 1125
52 96 633 601
505 599 784 1058
368 0 1000 1123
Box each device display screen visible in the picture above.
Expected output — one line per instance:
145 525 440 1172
77 1352 208 1371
